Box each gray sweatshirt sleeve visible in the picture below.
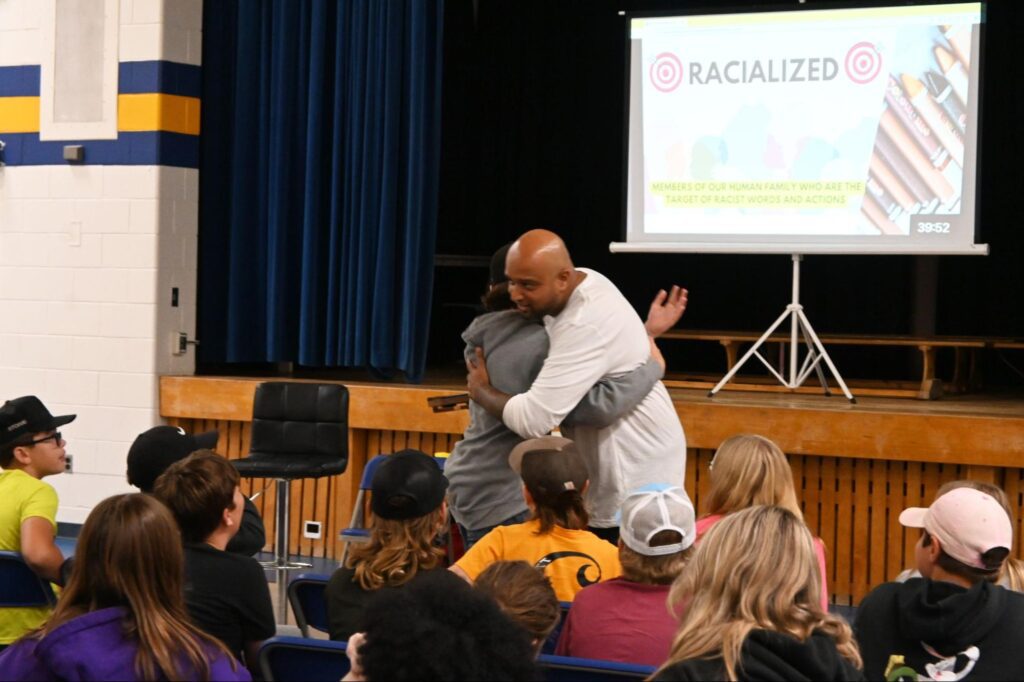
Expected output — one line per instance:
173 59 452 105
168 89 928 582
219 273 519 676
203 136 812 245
562 356 664 428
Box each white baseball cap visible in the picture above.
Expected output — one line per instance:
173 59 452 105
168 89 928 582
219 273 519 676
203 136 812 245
619 485 695 557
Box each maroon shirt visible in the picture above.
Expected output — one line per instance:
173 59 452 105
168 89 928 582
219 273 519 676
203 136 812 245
555 578 679 666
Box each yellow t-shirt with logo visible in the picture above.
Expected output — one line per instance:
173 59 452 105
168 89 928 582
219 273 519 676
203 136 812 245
455 518 621 602
0 469 59 644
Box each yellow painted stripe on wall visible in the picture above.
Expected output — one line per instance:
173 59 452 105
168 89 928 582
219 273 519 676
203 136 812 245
118 93 201 135
0 96 41 133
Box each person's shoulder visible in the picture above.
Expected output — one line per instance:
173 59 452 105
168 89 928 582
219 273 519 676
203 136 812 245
1 470 53 494
857 580 904 617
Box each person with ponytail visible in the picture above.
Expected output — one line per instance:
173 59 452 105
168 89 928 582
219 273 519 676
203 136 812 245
653 505 862 681
0 494 248 681
450 436 621 601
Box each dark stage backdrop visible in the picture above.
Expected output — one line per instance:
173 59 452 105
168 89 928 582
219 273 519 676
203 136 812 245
431 0 1024 386
198 0 444 381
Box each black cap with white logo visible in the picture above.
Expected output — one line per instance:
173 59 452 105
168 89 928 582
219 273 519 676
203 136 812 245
0 396 76 448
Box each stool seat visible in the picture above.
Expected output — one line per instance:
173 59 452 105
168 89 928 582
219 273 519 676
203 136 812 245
233 454 346 479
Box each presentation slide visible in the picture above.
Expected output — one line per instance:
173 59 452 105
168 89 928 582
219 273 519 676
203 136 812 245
620 3 987 254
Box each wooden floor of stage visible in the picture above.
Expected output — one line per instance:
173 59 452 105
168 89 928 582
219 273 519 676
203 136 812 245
162 374 1024 605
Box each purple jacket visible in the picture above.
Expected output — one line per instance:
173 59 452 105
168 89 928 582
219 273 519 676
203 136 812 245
0 606 251 681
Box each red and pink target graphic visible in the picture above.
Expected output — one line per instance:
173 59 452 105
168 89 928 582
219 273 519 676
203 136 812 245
649 52 683 92
845 42 882 84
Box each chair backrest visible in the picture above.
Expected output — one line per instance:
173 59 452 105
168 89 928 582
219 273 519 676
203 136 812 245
359 454 388 489
250 383 349 461
540 601 573 654
259 636 350 682
537 654 656 681
287 573 331 638
0 551 57 607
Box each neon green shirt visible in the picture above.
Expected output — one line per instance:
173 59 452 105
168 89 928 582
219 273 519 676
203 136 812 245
0 469 58 644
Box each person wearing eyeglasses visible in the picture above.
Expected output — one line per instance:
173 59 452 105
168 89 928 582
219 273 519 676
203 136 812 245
0 396 74 649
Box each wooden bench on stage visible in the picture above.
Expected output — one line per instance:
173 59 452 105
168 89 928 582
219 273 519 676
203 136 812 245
659 329 987 399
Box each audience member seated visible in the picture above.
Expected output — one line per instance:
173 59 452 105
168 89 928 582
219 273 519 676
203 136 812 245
127 425 266 556
0 396 72 648
855 488 1024 680
326 449 450 642
343 569 537 681
653 505 863 681
893 479 1024 591
556 485 695 666
475 560 560 654
153 450 275 673
697 433 830 610
450 436 621 601
0 494 249 680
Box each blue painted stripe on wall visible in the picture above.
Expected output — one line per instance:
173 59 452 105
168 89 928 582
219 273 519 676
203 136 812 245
0 131 199 168
0 65 41 96
118 61 202 98
0 62 201 98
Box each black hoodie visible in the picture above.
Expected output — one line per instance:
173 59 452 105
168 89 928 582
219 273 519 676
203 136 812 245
855 578 1024 680
652 629 865 681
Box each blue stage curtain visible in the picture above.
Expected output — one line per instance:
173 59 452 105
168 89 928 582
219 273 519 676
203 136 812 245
199 0 444 381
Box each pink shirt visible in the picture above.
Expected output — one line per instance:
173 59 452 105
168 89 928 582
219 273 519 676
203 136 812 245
555 578 679 666
695 513 830 611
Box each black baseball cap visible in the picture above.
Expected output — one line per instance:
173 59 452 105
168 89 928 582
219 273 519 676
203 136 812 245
126 426 219 492
371 449 448 520
0 396 76 448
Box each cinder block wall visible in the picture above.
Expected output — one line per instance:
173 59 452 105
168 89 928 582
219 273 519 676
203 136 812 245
0 0 203 523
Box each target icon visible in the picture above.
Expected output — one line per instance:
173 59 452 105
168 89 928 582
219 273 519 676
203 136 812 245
650 52 683 92
845 42 882 84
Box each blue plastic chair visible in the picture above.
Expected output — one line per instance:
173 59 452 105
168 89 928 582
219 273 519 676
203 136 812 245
0 551 57 607
338 455 388 563
537 653 656 681
287 572 331 638
540 600 573 654
258 636 349 682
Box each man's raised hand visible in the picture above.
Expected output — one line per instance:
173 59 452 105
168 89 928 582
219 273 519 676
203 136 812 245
645 285 688 337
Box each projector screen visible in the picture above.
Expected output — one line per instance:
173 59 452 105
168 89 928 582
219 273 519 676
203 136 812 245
616 2 987 255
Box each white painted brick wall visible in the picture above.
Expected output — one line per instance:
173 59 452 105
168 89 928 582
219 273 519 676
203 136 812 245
1 0 203 524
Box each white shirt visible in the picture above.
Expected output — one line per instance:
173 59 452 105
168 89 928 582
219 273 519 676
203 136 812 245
502 268 687 526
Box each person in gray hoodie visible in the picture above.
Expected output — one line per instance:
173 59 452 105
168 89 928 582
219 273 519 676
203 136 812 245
445 243 686 547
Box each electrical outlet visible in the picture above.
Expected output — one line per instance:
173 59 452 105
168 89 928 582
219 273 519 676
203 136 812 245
303 521 322 539
64 454 73 473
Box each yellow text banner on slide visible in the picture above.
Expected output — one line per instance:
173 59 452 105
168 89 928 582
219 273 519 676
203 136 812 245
118 93 201 135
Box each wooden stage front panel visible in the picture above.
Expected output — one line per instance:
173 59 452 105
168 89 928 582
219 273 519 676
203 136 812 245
160 376 1024 605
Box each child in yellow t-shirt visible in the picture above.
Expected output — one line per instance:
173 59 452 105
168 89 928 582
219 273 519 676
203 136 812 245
0 396 74 645
450 436 620 601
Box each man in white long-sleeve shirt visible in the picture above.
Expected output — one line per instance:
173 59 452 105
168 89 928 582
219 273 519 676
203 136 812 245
466 230 687 542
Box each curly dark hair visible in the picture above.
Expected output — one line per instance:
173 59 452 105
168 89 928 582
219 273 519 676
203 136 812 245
358 570 539 681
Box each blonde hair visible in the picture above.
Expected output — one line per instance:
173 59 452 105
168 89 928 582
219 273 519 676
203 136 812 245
655 506 861 681
619 530 693 586
348 507 446 591
705 434 802 519
936 480 1024 591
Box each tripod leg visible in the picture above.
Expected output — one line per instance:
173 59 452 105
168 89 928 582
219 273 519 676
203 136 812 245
709 308 794 397
799 321 831 396
796 309 856 403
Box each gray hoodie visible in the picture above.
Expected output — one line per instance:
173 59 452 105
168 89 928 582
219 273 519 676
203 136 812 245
445 310 662 531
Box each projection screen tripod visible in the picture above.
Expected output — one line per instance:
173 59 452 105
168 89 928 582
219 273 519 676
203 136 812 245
708 254 856 403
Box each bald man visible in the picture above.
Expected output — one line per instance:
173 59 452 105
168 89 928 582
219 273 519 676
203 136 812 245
466 230 687 541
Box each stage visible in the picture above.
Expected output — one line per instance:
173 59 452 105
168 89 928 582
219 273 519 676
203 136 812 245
160 375 1024 605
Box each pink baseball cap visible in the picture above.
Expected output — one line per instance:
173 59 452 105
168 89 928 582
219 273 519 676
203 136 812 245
899 487 1013 569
